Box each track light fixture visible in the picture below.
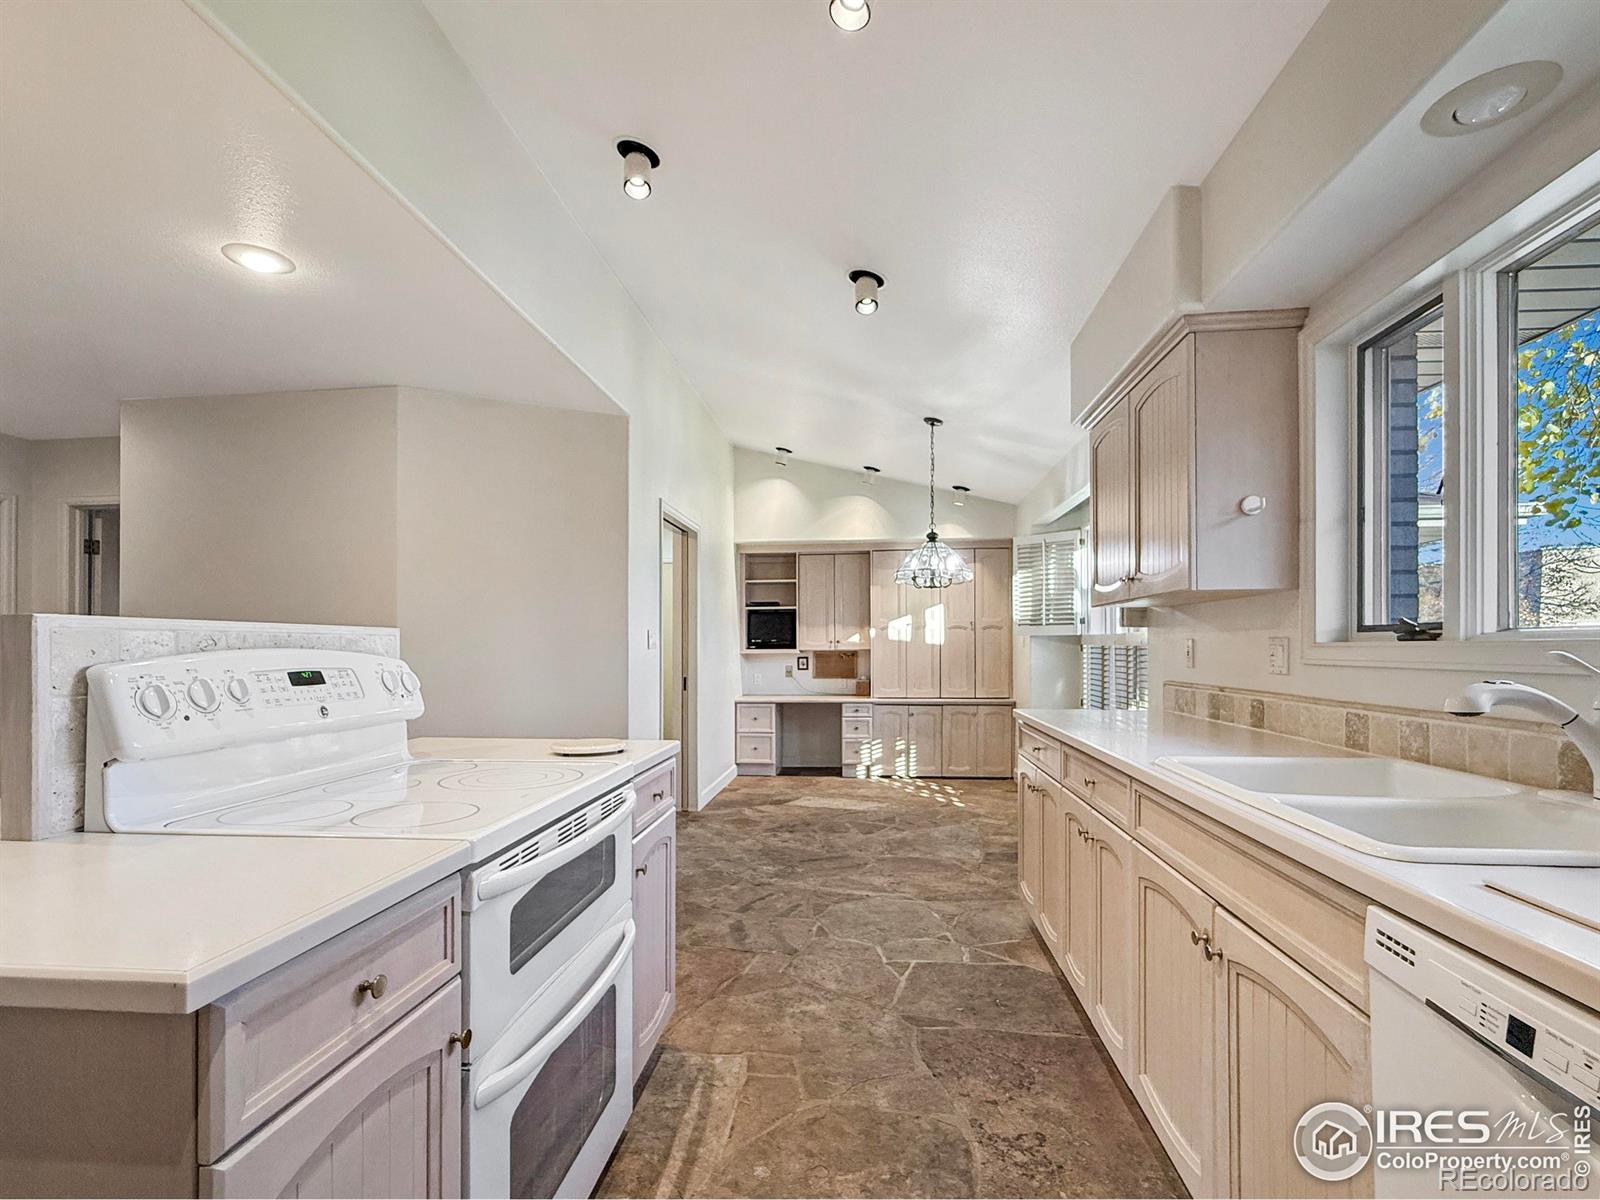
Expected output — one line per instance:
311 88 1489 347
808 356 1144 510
861 465 881 485
775 446 793 468
616 139 660 199
850 270 883 315
952 485 970 506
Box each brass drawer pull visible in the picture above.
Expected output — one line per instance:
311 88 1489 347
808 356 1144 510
448 1029 472 1052
356 973 388 1002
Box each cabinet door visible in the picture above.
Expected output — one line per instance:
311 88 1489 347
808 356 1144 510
907 705 943 776
1132 844 1219 1199
940 706 979 776
201 981 463 1199
873 704 909 777
1214 908 1373 1200
977 706 1014 777
974 548 1013 698
905 587 942 698
1060 787 1095 997
1085 804 1133 1074
1018 764 1043 914
869 551 907 698
1037 779 1066 955
797 554 836 650
832 553 870 650
632 811 676 1077
938 578 976 697
1089 401 1134 605
1130 338 1194 597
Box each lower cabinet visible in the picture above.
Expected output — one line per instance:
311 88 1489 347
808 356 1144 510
1018 761 1043 912
201 980 463 1199
942 705 1018 777
632 809 677 1077
1083 802 1133 1071
870 704 942 776
1037 777 1067 954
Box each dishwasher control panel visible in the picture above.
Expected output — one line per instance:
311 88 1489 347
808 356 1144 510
1368 908 1600 1106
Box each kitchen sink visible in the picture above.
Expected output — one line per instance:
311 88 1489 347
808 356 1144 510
1154 755 1600 866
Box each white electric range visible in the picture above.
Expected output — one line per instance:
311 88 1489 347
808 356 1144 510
85 647 637 1200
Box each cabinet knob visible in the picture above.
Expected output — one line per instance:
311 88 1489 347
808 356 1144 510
1238 494 1268 516
635 863 649 877
447 1029 473 1052
356 973 388 1002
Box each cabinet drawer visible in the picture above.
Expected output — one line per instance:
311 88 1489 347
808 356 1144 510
1016 723 1062 779
842 702 873 718
1066 752 1133 829
842 737 872 777
736 704 776 733
735 733 776 764
197 875 462 1163
632 757 677 832
841 717 873 738
1134 788 1370 1011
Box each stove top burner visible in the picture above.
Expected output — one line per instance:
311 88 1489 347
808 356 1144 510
350 800 483 828
215 797 356 826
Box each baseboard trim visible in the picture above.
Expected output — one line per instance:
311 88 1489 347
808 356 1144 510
695 763 737 811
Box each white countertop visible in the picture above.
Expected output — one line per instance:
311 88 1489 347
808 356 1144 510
0 834 469 1013
1015 708 1600 1011
409 736 678 773
739 695 1014 706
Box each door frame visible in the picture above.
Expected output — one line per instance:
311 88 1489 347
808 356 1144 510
659 501 699 810
0 494 17 614
63 497 120 616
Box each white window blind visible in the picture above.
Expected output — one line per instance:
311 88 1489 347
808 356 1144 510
1082 644 1149 710
1013 533 1082 629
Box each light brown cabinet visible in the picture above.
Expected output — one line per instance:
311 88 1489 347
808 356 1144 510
870 546 1010 699
974 547 1013 697
798 553 869 651
939 576 976 697
869 551 907 697
940 705 1015 778
1086 311 1304 607
632 809 676 1077
1018 760 1043 914
1037 776 1066 955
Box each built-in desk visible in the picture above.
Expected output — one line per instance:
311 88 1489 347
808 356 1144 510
735 696 1015 779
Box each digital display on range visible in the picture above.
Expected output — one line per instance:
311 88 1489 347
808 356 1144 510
288 670 327 687
1505 1013 1537 1057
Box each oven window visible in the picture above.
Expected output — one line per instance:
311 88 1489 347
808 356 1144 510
508 839 616 974
509 986 617 1199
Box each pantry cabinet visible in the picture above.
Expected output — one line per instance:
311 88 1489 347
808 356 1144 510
939 575 976 697
797 553 869 651
869 551 908 697
870 546 1011 699
1084 310 1305 607
1015 717 1373 1199
974 547 1013 697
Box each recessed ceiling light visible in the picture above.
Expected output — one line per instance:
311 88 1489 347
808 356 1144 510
616 139 660 199
850 269 883 315
952 485 970 506
828 0 869 32
220 242 295 275
1420 62 1562 138
860 465 880 485
775 446 793 467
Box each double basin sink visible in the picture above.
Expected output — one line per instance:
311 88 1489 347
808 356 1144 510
1154 755 1600 866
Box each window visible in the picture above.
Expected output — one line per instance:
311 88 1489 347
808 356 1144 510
1503 214 1600 629
1082 644 1147 710
1357 300 1445 631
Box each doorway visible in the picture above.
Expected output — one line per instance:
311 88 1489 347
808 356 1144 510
660 510 698 810
69 504 120 615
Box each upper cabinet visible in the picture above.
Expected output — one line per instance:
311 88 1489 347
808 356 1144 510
871 545 1012 699
1085 310 1305 607
797 552 870 651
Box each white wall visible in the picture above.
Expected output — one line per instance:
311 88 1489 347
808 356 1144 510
121 389 400 626
735 449 1015 543
196 0 740 805
22 437 120 615
395 387 628 738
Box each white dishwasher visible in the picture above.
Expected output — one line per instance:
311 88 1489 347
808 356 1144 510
1366 908 1599 1198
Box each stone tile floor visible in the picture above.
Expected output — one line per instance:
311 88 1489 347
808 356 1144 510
596 774 1186 1199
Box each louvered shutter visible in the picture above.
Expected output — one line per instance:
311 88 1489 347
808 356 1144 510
1012 538 1044 626
1042 535 1080 627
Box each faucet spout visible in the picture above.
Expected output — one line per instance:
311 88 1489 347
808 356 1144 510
1443 676 1599 799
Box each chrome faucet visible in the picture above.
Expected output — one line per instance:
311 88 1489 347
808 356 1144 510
1444 652 1600 799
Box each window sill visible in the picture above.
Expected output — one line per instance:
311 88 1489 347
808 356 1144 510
1302 631 1600 675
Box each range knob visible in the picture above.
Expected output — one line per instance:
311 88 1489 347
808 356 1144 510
400 669 420 696
225 677 252 706
136 683 175 722
187 677 221 714
378 667 400 695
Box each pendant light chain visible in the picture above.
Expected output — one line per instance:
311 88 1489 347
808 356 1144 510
894 416 973 589
927 419 937 535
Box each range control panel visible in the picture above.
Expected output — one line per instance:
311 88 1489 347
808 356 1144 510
87 648 424 763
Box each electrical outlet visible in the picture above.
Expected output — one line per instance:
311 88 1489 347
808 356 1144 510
752 670 766 688
1267 636 1290 676
1184 638 1196 670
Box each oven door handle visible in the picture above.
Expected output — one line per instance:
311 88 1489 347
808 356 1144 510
472 919 637 1110
476 790 634 902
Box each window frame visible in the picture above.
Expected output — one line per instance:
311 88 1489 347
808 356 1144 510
1303 169 1600 675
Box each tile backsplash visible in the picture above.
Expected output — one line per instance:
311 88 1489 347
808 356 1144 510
1164 681 1594 795
1 614 400 840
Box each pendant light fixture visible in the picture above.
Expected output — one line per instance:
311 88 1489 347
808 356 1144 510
895 418 973 589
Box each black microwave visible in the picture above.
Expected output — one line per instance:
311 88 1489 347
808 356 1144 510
746 608 796 649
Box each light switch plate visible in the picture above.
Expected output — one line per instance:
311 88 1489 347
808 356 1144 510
1184 638 1196 670
1267 635 1290 676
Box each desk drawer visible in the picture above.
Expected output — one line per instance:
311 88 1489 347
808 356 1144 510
736 733 776 764
736 704 776 733
633 757 678 832
842 703 873 718
842 717 873 738
197 875 461 1162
